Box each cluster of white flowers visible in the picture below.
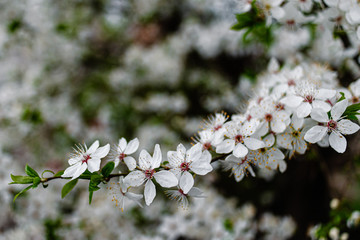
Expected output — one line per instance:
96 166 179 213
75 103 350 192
61 58 360 209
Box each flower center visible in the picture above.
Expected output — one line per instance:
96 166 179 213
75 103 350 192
259 148 266 153
180 162 190 172
119 153 126 161
144 169 155 179
203 142 211 150
304 95 314 103
214 125 222 131
327 120 337 131
352 96 359 104
247 115 252 121
288 80 296 86
275 103 285 111
291 130 300 138
179 189 186 196
235 135 244 143
82 155 91 164
265 114 273 122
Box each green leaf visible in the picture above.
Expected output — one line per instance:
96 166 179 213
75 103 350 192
337 92 346 102
10 174 34 184
101 162 115 178
13 185 33 202
61 179 78 198
32 177 41 188
25 164 39 178
53 170 64 177
41 170 55 178
89 191 94 205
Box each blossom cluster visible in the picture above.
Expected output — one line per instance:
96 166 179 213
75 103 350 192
61 59 360 210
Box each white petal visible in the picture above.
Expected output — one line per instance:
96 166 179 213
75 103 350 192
279 160 287 173
280 95 303 108
62 162 81 178
310 108 329 123
92 144 110 159
118 138 127 152
337 119 360 135
179 171 194 194
244 138 265 150
316 89 336 100
304 126 327 143
291 115 304 130
176 143 187 159
154 170 178 188
167 151 182 168
233 143 248 158
87 158 101 172
331 99 348 121
186 143 202 162
124 138 139 155
152 144 162 168
329 132 347 153
277 132 292 150
144 180 156 206
71 163 88 180
125 192 143 208
124 170 146 187
216 139 235 154
263 134 275 147
188 187 205 198
199 150 212 163
139 150 152 170
297 102 312 118
68 157 80 165
87 140 99 154
270 119 286 133
124 156 137 171
190 159 213 175
312 100 331 113
271 7 285 19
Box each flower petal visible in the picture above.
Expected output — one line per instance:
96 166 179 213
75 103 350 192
179 171 194 194
71 163 88 180
329 132 347 153
304 126 327 143
337 119 360 135
124 170 146 187
139 150 152 170
62 162 81 178
124 156 137 171
188 187 205 198
87 158 101 172
118 138 127 152
124 138 139 155
310 108 329 123
87 140 99 154
280 95 303 108
233 143 248 158
244 138 265 150
216 139 235 154
154 170 178 188
152 144 162 169
190 159 213 175
92 144 110 159
297 102 312 118
144 180 156 206
331 99 348 121
316 89 336 100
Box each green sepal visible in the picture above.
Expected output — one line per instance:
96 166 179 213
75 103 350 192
337 92 346 102
89 191 94 205
10 174 34 184
61 179 78 198
13 185 33 203
25 164 39 178
101 161 115 178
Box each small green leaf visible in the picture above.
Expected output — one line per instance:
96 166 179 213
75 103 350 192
101 162 115 178
13 185 33 202
41 170 55 178
10 174 34 184
337 92 346 102
25 164 39 178
32 177 41 188
89 191 94 204
61 179 78 198
53 170 64 177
